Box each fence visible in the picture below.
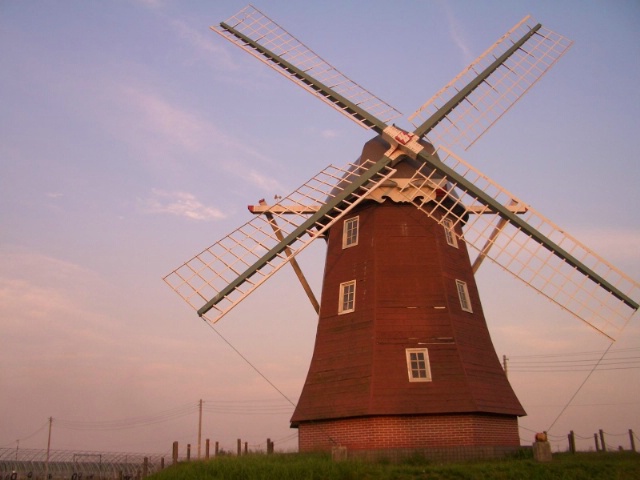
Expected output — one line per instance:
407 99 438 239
0 448 165 480
522 428 638 454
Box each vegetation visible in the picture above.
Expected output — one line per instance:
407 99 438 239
149 451 639 480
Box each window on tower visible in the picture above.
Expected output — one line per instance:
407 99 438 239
456 279 473 313
405 348 432 382
338 280 356 314
442 218 458 248
342 216 359 248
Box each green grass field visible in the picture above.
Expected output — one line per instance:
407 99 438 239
149 451 639 480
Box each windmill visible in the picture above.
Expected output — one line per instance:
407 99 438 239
164 6 640 458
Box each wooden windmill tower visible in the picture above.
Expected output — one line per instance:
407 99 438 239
164 6 640 458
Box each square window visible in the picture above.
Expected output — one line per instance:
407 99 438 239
456 279 473 313
443 218 458 248
338 280 356 314
343 216 359 248
406 348 432 382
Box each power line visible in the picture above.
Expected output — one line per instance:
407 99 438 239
508 347 640 360
55 403 198 431
0 421 50 448
505 347 640 372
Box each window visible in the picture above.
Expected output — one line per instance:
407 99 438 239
456 279 473 313
338 280 356 314
442 218 458 248
406 348 432 382
342 216 359 248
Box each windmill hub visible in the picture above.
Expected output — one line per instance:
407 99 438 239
350 136 463 217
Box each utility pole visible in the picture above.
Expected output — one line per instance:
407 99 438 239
44 417 52 480
503 355 509 377
197 399 203 459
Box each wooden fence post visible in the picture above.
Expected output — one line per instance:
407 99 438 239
630 429 636 453
142 457 148 479
244 442 248 455
267 438 274 455
205 439 210 459
237 439 242 456
160 457 164 469
599 429 606 452
187 444 191 461
594 433 600 452
215 441 219 457
568 431 576 454
172 441 179 466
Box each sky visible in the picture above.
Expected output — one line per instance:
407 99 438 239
1 0 639 457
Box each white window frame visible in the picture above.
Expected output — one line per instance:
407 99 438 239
442 218 458 248
338 280 356 314
455 279 473 313
405 348 432 382
342 216 359 249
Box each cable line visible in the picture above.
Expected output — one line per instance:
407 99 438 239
546 342 615 432
203 322 297 407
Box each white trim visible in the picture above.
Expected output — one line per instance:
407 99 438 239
442 218 458 248
405 348 432 382
455 279 473 313
342 216 359 248
338 280 356 314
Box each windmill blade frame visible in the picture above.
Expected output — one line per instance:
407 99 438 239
399 144 639 340
409 15 573 151
212 5 402 131
164 159 398 324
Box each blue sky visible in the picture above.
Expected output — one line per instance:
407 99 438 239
1 0 639 455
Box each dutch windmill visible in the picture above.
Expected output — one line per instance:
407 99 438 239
164 6 640 456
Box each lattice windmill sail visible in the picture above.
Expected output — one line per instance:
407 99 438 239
164 5 640 459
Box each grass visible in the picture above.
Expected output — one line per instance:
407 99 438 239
149 451 640 480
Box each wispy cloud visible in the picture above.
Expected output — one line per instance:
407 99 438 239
135 0 163 8
438 1 473 65
117 85 284 190
121 86 207 154
141 189 226 221
169 18 237 71
321 129 340 139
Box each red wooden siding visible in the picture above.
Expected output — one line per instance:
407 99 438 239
291 200 524 427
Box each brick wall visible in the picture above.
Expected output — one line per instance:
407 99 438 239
298 413 520 453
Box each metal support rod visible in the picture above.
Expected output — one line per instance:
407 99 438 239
471 200 517 273
260 200 320 314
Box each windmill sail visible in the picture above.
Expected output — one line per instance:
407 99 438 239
212 5 402 131
401 146 639 340
409 16 573 151
164 160 397 324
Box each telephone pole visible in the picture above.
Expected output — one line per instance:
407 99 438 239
44 417 52 480
197 399 203 459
